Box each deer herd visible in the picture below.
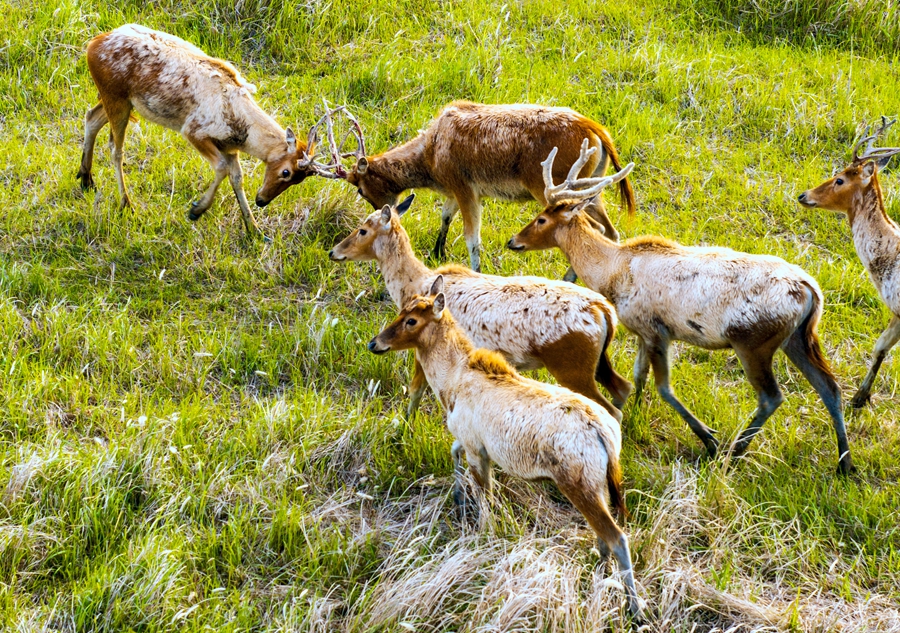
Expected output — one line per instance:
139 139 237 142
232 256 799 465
76 24 900 623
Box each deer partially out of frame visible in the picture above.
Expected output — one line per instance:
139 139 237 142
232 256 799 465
329 194 632 421
77 24 338 236
368 279 644 623
799 116 900 409
327 101 634 272
508 143 854 474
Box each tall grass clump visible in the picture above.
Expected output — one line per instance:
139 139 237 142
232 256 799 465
688 0 900 56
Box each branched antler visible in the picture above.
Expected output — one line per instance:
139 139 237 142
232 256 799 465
313 104 368 179
542 138 634 204
852 115 900 163
297 103 349 179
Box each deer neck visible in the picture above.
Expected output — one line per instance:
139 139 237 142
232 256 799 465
414 318 472 402
557 217 630 300
848 178 900 289
370 136 434 191
229 96 288 163
374 225 433 305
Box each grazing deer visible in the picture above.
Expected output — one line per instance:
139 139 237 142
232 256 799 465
368 279 644 622
329 194 632 421
77 24 338 236
327 101 634 272
799 116 900 409
508 143 854 474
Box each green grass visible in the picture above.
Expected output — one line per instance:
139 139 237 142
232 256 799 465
2 0 900 630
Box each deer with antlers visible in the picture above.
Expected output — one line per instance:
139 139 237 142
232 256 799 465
508 141 855 474
325 101 634 272
76 24 339 236
799 116 900 408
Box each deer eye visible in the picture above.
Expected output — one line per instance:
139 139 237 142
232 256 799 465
281 169 291 178
405 318 417 326
537 217 547 225
359 229 367 236
835 178 844 185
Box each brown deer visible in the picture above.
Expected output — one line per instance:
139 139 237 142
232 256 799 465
76 24 338 236
799 116 900 409
508 145 854 474
327 101 634 272
368 278 644 623
329 194 632 421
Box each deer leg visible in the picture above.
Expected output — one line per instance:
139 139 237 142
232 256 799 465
467 445 492 495
433 198 458 261
451 439 467 507
731 341 784 457
850 315 900 410
185 136 229 220
557 479 643 623
77 103 108 191
224 154 263 237
406 355 427 418
633 338 651 401
540 333 625 422
455 192 483 272
648 340 719 456
106 102 134 211
783 324 856 475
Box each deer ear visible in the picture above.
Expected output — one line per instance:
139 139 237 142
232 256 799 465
563 196 596 219
432 292 446 318
861 161 876 185
876 155 893 169
380 205 393 227
285 127 297 152
396 193 415 216
357 156 369 175
429 274 444 296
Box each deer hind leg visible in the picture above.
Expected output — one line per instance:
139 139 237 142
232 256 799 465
558 479 643 622
850 315 900 410
105 101 134 211
76 103 108 191
730 339 785 458
184 135 229 221
633 338 651 401
648 339 719 456
540 333 625 422
433 198 459 261
783 322 856 475
224 153 263 237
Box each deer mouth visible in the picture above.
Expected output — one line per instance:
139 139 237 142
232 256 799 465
506 238 525 251
797 192 817 208
367 340 390 355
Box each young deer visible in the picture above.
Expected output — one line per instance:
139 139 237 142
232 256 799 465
329 195 632 421
799 117 900 409
328 101 634 272
368 280 644 622
77 24 338 236
508 145 854 474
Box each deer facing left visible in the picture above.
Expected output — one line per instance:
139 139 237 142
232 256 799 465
76 24 338 236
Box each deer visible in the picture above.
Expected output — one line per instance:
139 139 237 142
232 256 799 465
329 194 633 422
799 116 900 409
76 24 339 237
326 101 634 274
507 141 855 475
367 278 644 623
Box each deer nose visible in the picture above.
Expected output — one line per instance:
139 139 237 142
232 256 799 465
255 195 269 208
797 192 807 202
506 238 523 251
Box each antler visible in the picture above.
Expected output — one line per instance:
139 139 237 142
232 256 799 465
297 103 348 179
853 115 900 163
338 108 367 162
542 138 633 204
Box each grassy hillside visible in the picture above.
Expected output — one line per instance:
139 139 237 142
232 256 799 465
2 0 900 630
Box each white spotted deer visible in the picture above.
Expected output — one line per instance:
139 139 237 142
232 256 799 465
77 24 339 236
508 143 854 474
367 280 644 622
329 194 632 421
327 101 634 273
799 116 900 409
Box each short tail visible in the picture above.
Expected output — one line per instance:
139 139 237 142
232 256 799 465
595 125 636 216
